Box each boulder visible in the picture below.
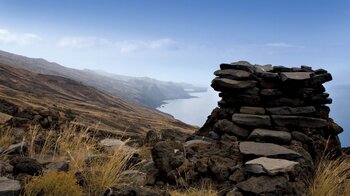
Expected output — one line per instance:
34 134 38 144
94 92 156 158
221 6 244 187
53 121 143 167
144 129 159 146
0 99 18 115
266 106 316 115
151 141 185 173
237 175 289 195
244 157 298 175
239 106 265 115
248 128 291 144
0 177 21 196
10 157 43 176
271 115 327 128
212 78 257 90
232 114 271 127
239 142 302 160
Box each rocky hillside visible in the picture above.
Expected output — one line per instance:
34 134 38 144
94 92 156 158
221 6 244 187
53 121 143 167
0 63 195 138
0 50 206 108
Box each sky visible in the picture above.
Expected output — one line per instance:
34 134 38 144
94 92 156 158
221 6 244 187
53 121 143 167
0 0 350 85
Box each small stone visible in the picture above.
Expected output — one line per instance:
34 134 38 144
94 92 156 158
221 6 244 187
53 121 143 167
248 129 291 144
266 106 316 115
239 142 302 160
184 139 213 147
151 141 185 173
244 157 298 175
280 72 313 82
214 119 251 139
228 169 246 183
239 107 265 115
237 175 288 194
232 114 271 127
212 78 257 90
0 177 21 196
271 115 327 128
44 161 69 172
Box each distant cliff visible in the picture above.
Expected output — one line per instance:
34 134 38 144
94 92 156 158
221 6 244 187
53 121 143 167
0 50 206 108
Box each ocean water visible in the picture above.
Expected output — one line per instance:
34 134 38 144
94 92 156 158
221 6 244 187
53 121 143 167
157 85 350 147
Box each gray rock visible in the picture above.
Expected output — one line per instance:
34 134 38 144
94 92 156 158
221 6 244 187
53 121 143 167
239 106 265 115
220 61 254 73
44 161 69 172
214 119 251 138
280 72 313 81
0 177 21 196
306 73 332 87
244 157 298 175
232 114 271 127
10 157 43 176
248 128 291 144
237 175 288 194
271 115 327 128
151 141 185 173
99 138 134 152
266 106 316 115
260 89 283 96
4 142 28 155
239 141 302 160
212 78 257 90
184 139 213 147
214 69 252 79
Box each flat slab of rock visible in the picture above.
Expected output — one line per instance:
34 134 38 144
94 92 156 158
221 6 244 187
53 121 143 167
237 175 288 194
214 69 252 79
184 139 213 147
239 141 301 160
212 78 257 90
266 106 316 115
271 115 327 128
220 61 254 73
232 114 271 127
0 177 21 196
214 119 251 138
280 72 313 82
244 157 298 175
248 129 291 144
239 106 265 115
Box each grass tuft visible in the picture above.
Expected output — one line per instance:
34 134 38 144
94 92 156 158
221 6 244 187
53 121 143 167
310 156 350 196
24 170 83 196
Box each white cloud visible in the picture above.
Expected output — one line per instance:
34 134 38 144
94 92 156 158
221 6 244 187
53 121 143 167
57 36 112 48
266 42 300 48
118 38 178 53
0 28 42 46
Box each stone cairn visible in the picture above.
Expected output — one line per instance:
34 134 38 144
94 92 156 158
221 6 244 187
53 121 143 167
150 61 343 195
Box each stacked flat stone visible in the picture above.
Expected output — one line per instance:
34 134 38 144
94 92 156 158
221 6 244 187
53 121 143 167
194 61 343 195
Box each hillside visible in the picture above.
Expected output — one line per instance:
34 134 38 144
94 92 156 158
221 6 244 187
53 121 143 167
0 63 195 137
0 50 206 108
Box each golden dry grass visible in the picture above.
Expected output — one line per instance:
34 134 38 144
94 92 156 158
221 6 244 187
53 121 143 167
24 170 83 196
170 186 218 196
22 124 136 195
0 127 15 147
0 112 12 124
310 156 350 196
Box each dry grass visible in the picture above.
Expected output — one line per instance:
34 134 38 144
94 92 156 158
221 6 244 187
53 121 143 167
24 170 83 196
0 127 15 147
22 124 136 195
82 145 136 195
310 156 350 196
170 186 218 196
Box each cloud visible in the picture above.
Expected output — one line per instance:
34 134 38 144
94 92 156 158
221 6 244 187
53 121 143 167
0 28 42 46
57 36 112 48
266 42 300 48
118 38 179 53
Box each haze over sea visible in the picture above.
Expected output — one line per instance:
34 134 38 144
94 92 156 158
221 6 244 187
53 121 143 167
158 85 350 147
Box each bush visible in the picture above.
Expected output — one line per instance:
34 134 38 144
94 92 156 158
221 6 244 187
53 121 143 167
24 170 83 196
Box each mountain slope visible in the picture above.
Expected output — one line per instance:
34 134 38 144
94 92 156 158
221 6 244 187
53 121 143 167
0 63 196 136
0 50 206 108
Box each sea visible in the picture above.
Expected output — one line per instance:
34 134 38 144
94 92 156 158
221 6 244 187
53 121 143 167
157 85 350 147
